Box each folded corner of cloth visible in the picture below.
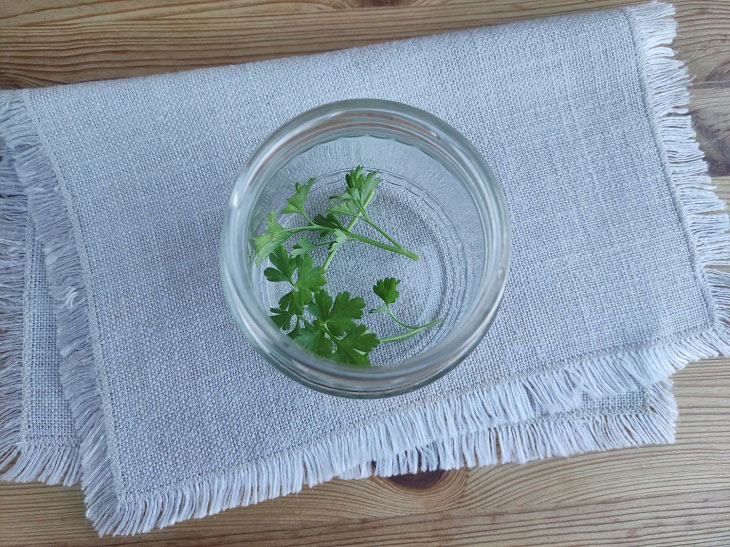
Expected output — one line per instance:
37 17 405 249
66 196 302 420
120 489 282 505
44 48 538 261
0 0 728 537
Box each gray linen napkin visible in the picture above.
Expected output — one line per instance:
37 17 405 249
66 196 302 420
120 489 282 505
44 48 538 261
0 1 726 536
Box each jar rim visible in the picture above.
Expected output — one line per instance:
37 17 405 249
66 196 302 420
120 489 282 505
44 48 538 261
220 99 511 398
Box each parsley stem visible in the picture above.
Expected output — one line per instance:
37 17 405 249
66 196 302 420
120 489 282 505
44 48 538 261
345 232 419 261
285 225 327 234
322 190 375 270
384 307 439 330
355 199 408 250
378 319 443 343
359 215 407 250
285 222 414 260
321 191 418 268
300 211 315 225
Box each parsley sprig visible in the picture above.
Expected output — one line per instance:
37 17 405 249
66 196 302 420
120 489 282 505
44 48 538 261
254 169 418 266
370 278 443 343
254 167 442 367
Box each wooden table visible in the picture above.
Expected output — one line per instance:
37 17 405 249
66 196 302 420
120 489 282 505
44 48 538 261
1 1 729 545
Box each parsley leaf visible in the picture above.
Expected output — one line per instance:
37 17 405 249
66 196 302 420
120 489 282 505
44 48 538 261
294 254 326 293
278 292 292 311
307 289 333 322
269 307 293 330
328 292 365 336
291 237 320 258
295 321 333 358
270 244 296 277
327 201 359 218
287 288 374 366
263 267 289 283
328 166 381 218
332 324 380 366
313 213 343 233
282 178 316 218
264 245 296 282
370 276 444 342
327 229 349 256
287 322 302 339
285 255 325 316
253 212 293 264
306 290 364 337
373 277 400 305
287 286 312 316
267 247 325 328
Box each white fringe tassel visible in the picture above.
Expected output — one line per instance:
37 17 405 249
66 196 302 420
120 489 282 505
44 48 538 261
342 381 677 479
0 1 725 535
0 143 25 477
0 130 81 486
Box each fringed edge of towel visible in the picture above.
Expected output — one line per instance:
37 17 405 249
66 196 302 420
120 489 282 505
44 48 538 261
0 99 81 487
0 143 26 477
559 2 730 398
0 1 719 536
86 382 677 535
0 90 127 526
2 442 80 486
341 381 677 479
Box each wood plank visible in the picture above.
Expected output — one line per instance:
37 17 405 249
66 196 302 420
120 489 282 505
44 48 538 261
1 360 728 546
0 0 642 25
0 0 354 24
691 89 730 177
1 2 727 89
674 1 730 87
0 0 644 87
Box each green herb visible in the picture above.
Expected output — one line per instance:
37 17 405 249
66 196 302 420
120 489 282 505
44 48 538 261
254 167 443 367
282 178 316 220
370 277 443 343
328 167 408 251
302 289 380 366
253 168 418 265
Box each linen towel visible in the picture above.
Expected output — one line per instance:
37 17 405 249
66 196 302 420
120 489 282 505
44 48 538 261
0 177 678 485
0 1 727 536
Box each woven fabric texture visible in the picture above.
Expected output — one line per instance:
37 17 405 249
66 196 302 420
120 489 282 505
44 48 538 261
0 1 726 536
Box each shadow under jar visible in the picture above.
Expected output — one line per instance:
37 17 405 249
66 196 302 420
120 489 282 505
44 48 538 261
221 99 510 398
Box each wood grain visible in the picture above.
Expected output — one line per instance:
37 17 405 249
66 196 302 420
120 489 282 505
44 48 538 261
1 1 729 545
0 1 728 90
691 89 730 177
0 0 642 87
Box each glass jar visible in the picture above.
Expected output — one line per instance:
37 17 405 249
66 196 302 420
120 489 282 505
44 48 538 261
221 99 510 398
